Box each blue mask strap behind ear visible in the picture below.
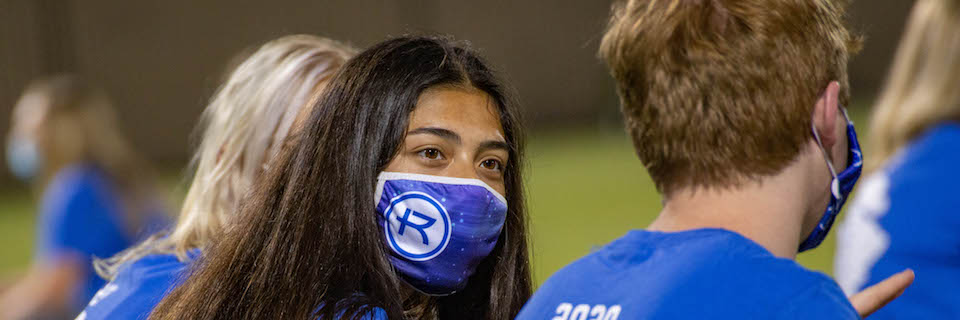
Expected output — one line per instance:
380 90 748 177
799 106 863 252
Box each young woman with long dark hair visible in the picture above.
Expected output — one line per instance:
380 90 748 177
149 36 532 320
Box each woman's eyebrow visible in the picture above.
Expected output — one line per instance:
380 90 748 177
478 140 510 153
407 127 461 144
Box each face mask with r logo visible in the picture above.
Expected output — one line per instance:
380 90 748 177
373 172 508 295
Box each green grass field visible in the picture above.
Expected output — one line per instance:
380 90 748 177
0 110 868 284
0 190 36 276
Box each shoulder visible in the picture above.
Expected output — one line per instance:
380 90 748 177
114 247 201 287
120 251 195 280
36 165 129 256
42 165 115 213
778 275 859 319
517 231 673 318
528 229 783 297
79 252 196 320
886 123 960 180
740 260 858 319
515 248 614 319
910 122 960 154
737 252 841 293
520 230 852 319
532 231 653 290
47 165 111 196
697 258 857 319
863 122 960 232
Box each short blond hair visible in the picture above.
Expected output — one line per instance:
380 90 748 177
98 35 355 277
600 0 860 195
868 0 960 170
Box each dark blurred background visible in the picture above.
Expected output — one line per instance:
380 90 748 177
0 0 917 282
0 0 914 170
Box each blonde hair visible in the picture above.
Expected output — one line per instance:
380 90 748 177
868 0 960 170
97 35 355 277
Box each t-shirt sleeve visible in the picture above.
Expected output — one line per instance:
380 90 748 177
78 256 190 320
36 170 128 263
780 279 861 320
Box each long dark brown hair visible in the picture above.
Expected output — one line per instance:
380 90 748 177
149 36 531 320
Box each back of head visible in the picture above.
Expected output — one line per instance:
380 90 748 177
869 0 960 169
599 0 859 195
150 35 529 320
170 35 356 254
98 35 356 275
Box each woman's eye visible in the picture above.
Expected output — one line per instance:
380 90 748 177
480 159 503 171
418 148 443 160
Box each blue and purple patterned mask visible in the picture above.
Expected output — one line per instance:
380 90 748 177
799 107 863 252
374 172 508 295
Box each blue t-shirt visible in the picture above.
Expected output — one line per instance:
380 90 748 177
36 164 168 310
517 228 858 320
76 249 388 320
76 249 198 320
836 123 960 319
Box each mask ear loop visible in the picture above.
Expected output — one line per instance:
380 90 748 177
811 122 842 199
839 107 853 126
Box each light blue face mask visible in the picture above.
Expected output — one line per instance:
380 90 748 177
799 107 863 252
6 137 41 181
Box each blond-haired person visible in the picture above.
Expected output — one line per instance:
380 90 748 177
0 76 169 319
518 1 913 319
836 0 960 318
75 35 355 320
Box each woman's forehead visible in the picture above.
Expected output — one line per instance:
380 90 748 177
409 87 505 139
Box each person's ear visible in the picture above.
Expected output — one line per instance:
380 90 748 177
812 81 841 150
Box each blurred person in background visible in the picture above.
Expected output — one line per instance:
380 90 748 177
149 36 531 320
836 0 960 318
0 76 169 319
75 35 356 320
517 0 913 319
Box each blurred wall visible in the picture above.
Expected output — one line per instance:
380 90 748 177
848 0 916 98
0 0 916 182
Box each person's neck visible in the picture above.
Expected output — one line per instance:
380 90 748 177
647 157 827 259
